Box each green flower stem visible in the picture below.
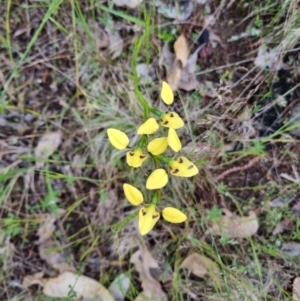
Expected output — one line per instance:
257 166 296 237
137 135 147 148
151 155 160 169
149 107 163 118
155 155 171 165
151 190 160 206
133 77 149 119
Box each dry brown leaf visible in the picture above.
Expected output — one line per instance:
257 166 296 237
167 34 190 92
43 272 114 300
179 253 221 284
35 132 62 167
293 277 300 301
133 277 166 301
205 209 259 238
130 247 159 276
183 45 202 75
130 248 167 301
177 45 217 94
162 42 218 95
24 271 115 300
167 66 182 92
174 34 189 68
36 210 75 273
22 272 46 289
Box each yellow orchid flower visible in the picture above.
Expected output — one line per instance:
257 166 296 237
162 207 187 223
123 185 158 235
139 205 187 235
123 184 187 235
146 169 168 190
147 137 168 155
169 156 199 177
139 205 160 235
137 118 159 135
161 81 174 105
123 183 143 205
161 112 184 129
167 128 181 152
107 128 129 150
126 148 148 168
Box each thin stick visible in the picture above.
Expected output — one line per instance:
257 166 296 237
215 156 262 181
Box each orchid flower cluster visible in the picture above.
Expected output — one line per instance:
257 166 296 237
107 82 198 235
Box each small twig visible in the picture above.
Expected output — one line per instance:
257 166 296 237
215 156 262 181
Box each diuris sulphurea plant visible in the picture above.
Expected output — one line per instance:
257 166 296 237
107 81 198 235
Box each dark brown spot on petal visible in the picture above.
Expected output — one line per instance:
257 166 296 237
163 121 169 125
140 155 146 159
129 152 134 156
187 165 194 169
152 214 159 219
142 210 146 216
172 169 179 174
178 157 183 163
170 113 174 117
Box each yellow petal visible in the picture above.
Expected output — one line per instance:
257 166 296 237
167 128 181 152
146 169 168 190
169 157 199 177
147 137 168 155
161 81 174 105
139 205 160 235
126 149 148 168
123 183 143 206
162 207 187 223
137 118 159 135
161 112 184 129
107 128 129 150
